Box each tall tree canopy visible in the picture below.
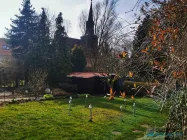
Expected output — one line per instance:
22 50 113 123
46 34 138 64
48 12 71 85
133 15 151 52
71 46 87 72
25 8 50 71
5 0 38 85
5 0 38 56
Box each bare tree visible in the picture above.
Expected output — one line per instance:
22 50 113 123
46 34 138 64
79 0 132 71
63 19 72 35
79 10 87 35
79 0 122 47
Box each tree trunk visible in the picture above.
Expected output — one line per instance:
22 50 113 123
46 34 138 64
15 75 19 88
25 71 28 85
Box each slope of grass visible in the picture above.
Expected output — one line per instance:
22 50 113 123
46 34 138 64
0 96 168 140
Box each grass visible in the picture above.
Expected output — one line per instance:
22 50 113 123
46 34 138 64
0 96 168 140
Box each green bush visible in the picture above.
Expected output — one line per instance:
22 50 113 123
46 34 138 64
78 94 91 98
11 98 17 103
164 90 187 139
43 94 54 100
64 94 79 99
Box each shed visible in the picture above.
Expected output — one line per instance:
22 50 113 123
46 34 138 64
67 72 108 94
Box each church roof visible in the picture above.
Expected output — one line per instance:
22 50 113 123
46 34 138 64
88 0 94 23
66 37 81 48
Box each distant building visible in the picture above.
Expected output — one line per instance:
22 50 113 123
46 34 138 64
0 38 12 62
66 0 98 71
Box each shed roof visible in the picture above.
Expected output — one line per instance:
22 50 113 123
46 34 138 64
67 72 108 78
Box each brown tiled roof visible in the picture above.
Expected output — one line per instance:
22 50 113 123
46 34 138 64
0 38 12 56
67 72 108 78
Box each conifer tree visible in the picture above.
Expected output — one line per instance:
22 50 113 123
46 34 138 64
133 15 151 52
5 0 38 86
25 8 50 71
71 47 87 72
6 0 38 55
48 12 71 85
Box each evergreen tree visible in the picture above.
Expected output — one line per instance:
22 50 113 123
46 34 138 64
37 8 50 47
5 0 38 55
71 47 87 72
133 15 151 52
54 12 67 40
48 12 71 85
5 0 38 86
25 8 50 71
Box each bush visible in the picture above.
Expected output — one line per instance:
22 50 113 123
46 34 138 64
78 94 91 98
52 88 68 96
43 94 54 100
66 94 79 98
59 83 77 93
11 98 17 103
14 86 31 95
28 70 47 97
122 81 154 96
164 90 187 139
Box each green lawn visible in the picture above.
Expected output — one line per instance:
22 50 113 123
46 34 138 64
0 96 168 140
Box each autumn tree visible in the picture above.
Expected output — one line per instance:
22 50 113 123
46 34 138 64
99 0 187 137
123 0 187 138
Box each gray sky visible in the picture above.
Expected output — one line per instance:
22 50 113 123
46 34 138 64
0 0 142 39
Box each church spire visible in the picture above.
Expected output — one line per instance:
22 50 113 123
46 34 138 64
85 0 94 35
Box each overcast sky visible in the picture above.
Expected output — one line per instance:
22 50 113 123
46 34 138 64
0 0 143 39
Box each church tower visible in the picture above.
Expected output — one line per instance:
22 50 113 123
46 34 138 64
81 0 98 51
85 0 94 35
81 0 98 70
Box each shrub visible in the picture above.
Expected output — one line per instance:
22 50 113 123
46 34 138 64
122 81 155 96
164 90 187 140
11 98 17 103
65 94 79 98
52 88 67 96
28 70 47 97
15 86 31 95
78 94 91 98
43 94 54 100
